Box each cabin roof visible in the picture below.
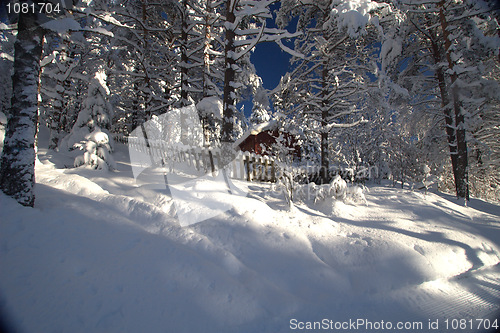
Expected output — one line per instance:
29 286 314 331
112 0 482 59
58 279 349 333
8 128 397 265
233 119 278 149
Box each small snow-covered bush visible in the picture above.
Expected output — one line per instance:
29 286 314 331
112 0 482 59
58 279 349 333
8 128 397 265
308 175 347 202
273 162 295 207
345 185 367 205
330 175 347 200
74 128 116 171
291 174 366 206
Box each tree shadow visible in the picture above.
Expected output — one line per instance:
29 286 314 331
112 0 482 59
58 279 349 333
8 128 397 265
292 194 500 330
430 189 500 219
7 180 497 333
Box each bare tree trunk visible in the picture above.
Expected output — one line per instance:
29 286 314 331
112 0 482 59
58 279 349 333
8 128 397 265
0 10 45 207
429 36 459 187
202 0 213 99
438 0 469 200
221 0 236 145
218 0 238 193
179 0 191 146
180 0 190 107
320 63 329 184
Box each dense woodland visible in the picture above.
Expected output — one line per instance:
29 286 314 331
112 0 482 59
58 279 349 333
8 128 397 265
0 0 499 207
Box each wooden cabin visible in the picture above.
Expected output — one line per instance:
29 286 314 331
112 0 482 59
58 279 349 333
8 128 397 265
235 120 300 159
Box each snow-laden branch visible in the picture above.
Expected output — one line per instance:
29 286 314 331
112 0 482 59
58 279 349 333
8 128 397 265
232 19 266 59
326 117 368 131
0 52 14 62
398 0 440 4
41 17 114 37
277 39 304 59
0 22 17 31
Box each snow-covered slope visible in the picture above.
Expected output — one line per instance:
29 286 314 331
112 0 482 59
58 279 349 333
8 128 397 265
1 129 499 333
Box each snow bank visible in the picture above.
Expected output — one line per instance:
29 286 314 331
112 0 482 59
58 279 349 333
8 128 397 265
1 138 500 333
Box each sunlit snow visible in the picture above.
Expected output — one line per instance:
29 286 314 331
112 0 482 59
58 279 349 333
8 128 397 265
0 125 499 333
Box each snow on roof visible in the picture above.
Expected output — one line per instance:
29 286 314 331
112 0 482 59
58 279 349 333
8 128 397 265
233 119 278 148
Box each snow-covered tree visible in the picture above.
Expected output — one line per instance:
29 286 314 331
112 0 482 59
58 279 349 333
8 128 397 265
73 128 116 171
61 69 114 152
73 0 177 134
250 87 271 126
276 0 385 183
199 0 224 99
0 7 45 207
40 30 86 149
178 0 198 107
0 25 15 118
383 0 500 200
34 0 117 148
220 0 299 152
468 57 500 200
196 95 223 146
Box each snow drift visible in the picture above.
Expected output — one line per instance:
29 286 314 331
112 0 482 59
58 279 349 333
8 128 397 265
1 128 499 333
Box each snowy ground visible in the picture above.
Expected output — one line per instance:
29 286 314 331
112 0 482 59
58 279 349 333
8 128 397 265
1 126 500 333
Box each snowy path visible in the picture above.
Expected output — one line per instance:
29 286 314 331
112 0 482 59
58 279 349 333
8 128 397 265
1 140 500 333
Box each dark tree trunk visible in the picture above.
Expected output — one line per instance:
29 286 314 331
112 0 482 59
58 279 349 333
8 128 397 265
179 0 191 146
438 0 469 200
218 0 238 181
131 70 141 131
429 36 459 187
48 37 72 149
221 0 236 144
202 0 213 98
200 0 215 146
180 0 190 107
320 63 329 184
0 9 45 207
451 86 469 200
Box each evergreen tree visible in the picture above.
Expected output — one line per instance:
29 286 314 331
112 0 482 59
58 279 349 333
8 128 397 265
61 68 114 150
250 87 271 126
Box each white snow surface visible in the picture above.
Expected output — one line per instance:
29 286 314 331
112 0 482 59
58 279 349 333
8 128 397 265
1 126 500 333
